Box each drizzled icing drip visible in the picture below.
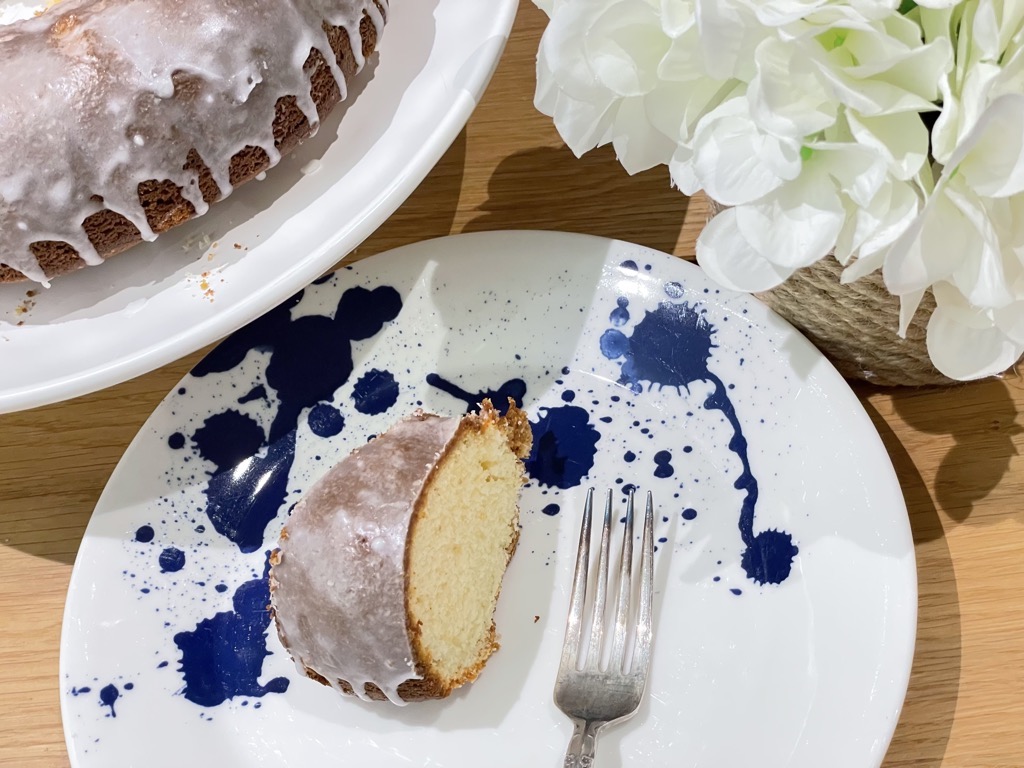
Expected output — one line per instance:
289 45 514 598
0 0 386 283
270 413 461 705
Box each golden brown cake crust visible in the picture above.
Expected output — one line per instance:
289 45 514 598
0 5 384 284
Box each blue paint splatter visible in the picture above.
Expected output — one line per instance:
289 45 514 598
653 450 674 478
70 686 91 696
307 403 345 437
168 432 185 450
124 683 134 690
159 547 186 573
600 299 797 585
425 374 526 414
215 584 228 593
542 503 560 516
238 385 268 404
624 450 636 463
730 588 743 596
174 559 289 707
526 405 600 489
187 285 402 552
610 297 630 327
682 508 698 521
351 369 399 415
134 525 154 543
561 390 576 403
99 684 119 717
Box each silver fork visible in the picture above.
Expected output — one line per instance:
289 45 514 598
554 488 655 768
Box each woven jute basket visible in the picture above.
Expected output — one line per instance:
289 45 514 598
705 198 954 387
756 259 953 387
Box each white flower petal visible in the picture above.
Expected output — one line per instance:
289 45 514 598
612 96 680 172
957 94 1024 198
696 207 796 292
841 247 886 282
994 300 1024 345
883 190 973 294
689 98 802 205
846 110 930 180
927 302 1023 379
547 90 617 157
660 0 694 37
898 289 925 337
695 0 765 81
747 37 836 139
586 1 670 97
734 174 845 269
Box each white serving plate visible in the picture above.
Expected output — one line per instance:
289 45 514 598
61 231 916 768
0 0 518 412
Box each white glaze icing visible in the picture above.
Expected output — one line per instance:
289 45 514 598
0 0 386 283
270 412 460 705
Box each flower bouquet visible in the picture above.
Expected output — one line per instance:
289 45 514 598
533 0 1024 384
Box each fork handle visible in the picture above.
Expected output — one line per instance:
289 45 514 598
563 718 602 767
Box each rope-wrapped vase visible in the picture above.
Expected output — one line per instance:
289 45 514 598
704 197 954 387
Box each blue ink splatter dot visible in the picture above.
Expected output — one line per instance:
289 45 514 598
526 405 600 489
159 547 186 573
307 403 345 438
730 588 742 596
215 584 228 593
542 503 560 516
99 684 119 717
71 686 91 696
561 390 576 404
665 282 684 298
653 450 674 479
713 576 721 582
682 508 697 521
599 328 631 363
741 530 800 586
177 387 186 395
174 559 290 707
352 369 399 415
620 260 638 272
683 445 693 453
623 450 636 463
140 588 150 594
134 525 155 543
238 385 267 404
610 297 630 327
157 661 169 669
124 683 134 691
425 374 526 414
622 483 637 497
168 432 186 450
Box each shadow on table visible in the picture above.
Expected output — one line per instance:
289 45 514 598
462 144 689 257
858 399 962 767
887 378 1023 528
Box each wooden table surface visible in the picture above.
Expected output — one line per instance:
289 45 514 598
2 3 1022 766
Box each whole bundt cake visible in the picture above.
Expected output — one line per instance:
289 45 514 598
0 0 387 284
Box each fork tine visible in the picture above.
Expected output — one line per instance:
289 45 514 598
609 489 635 671
632 491 655 677
585 489 614 669
560 488 594 671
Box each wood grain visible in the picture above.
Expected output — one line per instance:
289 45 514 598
2 3 1023 766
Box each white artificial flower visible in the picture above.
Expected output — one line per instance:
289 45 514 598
535 0 710 174
883 93 1024 378
533 0 1024 379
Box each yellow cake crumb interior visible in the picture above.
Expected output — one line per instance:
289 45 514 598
406 424 523 687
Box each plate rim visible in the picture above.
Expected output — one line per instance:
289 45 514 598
59 229 918 767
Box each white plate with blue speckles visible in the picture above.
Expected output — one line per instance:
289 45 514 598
60 231 916 768
0 0 517 413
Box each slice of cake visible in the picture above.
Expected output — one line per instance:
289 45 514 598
269 399 533 704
